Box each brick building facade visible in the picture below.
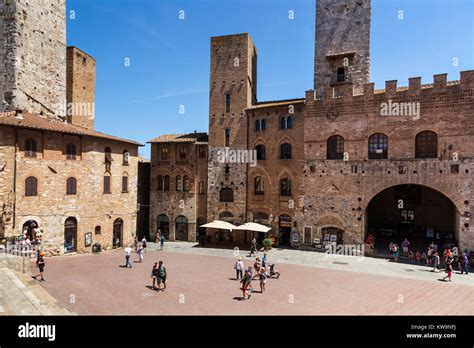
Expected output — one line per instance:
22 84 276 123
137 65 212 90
0 0 142 255
150 0 473 253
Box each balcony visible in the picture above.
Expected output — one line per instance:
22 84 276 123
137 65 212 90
330 74 352 85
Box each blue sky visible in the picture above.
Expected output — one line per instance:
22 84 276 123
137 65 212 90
66 0 474 158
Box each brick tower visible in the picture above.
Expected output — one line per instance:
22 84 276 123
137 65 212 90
0 0 67 119
207 33 258 228
314 0 371 97
66 46 96 130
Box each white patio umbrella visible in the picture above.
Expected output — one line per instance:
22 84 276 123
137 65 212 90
233 222 271 233
199 220 237 230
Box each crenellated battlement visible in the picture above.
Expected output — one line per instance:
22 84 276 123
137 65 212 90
308 70 474 103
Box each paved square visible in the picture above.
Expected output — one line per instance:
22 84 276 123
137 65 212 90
24 243 474 315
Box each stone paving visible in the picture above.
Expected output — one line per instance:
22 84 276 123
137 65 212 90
30 243 474 315
0 266 74 315
149 242 474 287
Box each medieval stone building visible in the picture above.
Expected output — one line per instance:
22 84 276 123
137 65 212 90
150 0 473 253
0 0 142 255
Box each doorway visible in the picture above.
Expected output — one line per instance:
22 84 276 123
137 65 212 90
64 217 77 253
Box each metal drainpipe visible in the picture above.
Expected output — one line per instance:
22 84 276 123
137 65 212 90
12 128 18 231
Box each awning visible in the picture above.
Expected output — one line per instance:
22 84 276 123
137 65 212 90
233 222 271 233
199 220 237 230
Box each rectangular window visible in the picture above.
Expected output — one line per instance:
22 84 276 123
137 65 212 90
199 181 204 194
225 94 230 113
304 227 312 245
198 146 206 159
225 128 230 147
161 146 169 160
179 147 187 160
103 176 111 194
122 176 128 193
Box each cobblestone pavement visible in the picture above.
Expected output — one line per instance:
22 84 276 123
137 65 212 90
31 243 474 315
0 267 74 315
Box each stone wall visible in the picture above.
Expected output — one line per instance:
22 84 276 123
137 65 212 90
0 126 140 255
0 0 67 119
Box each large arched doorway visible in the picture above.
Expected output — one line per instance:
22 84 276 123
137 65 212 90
64 217 77 253
175 216 188 241
367 184 458 256
113 219 123 249
157 214 170 239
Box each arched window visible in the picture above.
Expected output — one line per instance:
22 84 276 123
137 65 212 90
66 177 77 195
158 175 164 191
280 177 292 196
219 188 234 202
179 147 187 160
415 131 438 159
254 176 264 195
255 144 266 160
327 135 345 160
105 147 112 171
25 176 37 196
176 175 183 192
183 175 191 192
286 116 293 129
123 150 129 165
164 175 170 191
161 146 169 160
66 143 76 160
368 133 388 159
280 116 286 130
261 119 266 131
122 173 128 193
280 143 292 159
103 172 111 194
25 138 37 158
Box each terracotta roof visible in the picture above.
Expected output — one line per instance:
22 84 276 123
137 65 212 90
0 111 143 146
148 132 208 144
246 98 305 110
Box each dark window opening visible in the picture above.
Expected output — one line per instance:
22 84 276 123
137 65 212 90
25 176 38 196
254 176 264 195
280 143 292 159
280 178 292 197
220 188 234 202
66 177 77 195
415 131 438 159
327 135 344 160
368 133 388 159
256 145 266 160
25 138 37 158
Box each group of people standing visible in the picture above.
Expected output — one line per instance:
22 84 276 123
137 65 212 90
388 238 470 282
123 235 168 291
234 253 280 300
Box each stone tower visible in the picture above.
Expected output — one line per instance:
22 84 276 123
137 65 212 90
314 0 371 96
66 46 96 130
0 0 67 119
207 33 257 226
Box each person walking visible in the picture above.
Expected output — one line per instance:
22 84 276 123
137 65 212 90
133 236 138 252
151 262 159 290
443 259 453 282
234 257 244 280
432 251 440 272
241 270 252 300
460 252 469 275
156 230 161 244
157 261 167 290
124 245 132 268
259 268 267 294
401 238 410 256
262 253 268 271
32 252 45 281
160 234 165 251
137 245 144 263
252 258 262 280
141 237 147 254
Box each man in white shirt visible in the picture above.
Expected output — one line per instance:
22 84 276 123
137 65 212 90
234 257 244 280
124 246 132 268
